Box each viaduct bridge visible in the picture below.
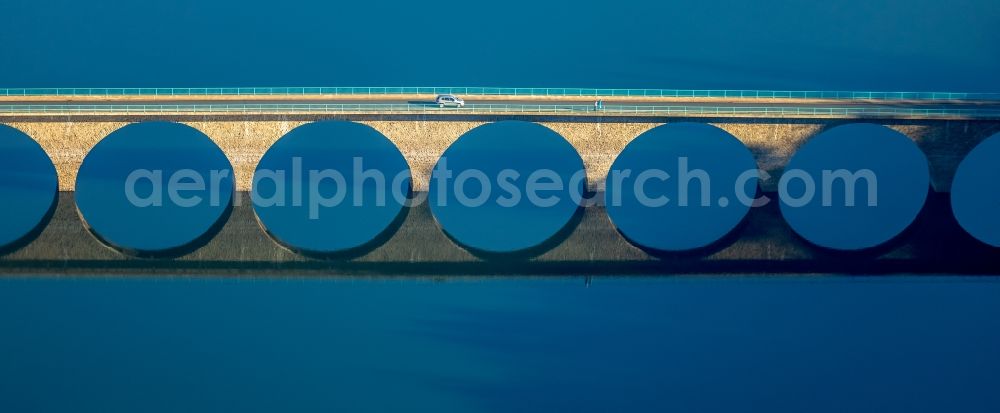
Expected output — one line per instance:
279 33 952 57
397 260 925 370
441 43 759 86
1 87 999 276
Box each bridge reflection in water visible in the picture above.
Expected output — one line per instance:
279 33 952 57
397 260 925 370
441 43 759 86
0 190 996 275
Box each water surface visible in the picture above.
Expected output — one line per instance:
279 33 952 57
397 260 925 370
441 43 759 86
1 276 998 413
1 1 997 91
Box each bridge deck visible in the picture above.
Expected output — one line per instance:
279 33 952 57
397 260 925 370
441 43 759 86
3 90 1000 120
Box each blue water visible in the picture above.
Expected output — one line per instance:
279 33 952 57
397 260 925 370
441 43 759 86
2 1 1000 411
1 1 998 91
1 276 999 412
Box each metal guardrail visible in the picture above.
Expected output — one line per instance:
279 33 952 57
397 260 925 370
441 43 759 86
1 87 999 101
2 103 999 119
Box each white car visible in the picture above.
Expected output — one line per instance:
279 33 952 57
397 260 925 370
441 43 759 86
435 94 465 108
